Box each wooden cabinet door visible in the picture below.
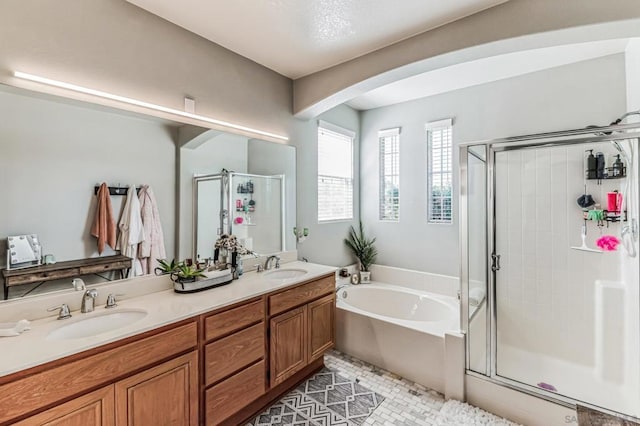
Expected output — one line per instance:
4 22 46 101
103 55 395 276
307 294 335 362
14 385 114 426
270 306 307 387
115 351 198 426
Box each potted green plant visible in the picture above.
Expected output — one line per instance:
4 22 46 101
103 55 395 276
170 264 206 284
154 259 183 276
344 221 377 283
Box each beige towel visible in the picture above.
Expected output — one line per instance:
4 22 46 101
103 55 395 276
91 183 116 254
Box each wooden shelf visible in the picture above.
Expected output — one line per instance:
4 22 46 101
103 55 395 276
2 254 132 299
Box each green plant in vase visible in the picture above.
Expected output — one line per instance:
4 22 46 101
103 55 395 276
170 264 206 284
154 259 183 276
344 221 377 283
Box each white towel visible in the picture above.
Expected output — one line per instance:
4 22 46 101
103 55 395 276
469 287 486 307
0 320 31 337
137 185 166 275
116 185 145 264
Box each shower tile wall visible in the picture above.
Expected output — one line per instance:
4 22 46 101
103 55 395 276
494 142 636 413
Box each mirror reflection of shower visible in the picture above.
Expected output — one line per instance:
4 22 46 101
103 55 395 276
193 170 285 262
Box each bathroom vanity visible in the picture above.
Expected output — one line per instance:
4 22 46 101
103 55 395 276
0 263 336 426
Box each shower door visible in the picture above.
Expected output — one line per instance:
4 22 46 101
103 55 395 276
463 133 640 420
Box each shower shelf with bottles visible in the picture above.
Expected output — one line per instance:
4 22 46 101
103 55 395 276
580 149 628 225
234 179 257 226
585 150 626 181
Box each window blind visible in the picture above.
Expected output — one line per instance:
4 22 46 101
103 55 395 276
426 119 453 224
318 124 354 222
379 128 400 221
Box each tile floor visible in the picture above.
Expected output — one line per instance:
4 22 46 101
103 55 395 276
248 350 518 426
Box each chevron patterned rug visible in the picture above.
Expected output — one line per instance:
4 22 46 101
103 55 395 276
248 367 384 426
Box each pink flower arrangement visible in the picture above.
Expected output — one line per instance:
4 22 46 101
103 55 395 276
596 235 620 251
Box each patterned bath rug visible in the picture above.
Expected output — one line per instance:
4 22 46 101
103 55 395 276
247 367 384 426
297 367 385 425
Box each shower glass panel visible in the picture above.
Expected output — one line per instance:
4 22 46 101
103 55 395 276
195 176 223 260
466 145 489 375
194 172 285 260
493 139 639 417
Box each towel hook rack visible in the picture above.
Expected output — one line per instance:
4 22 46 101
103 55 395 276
94 184 142 196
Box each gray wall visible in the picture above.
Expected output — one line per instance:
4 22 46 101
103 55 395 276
291 104 361 267
0 0 292 137
359 54 627 276
0 89 175 267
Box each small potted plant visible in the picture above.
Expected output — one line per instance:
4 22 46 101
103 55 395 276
344 221 377 283
170 264 206 284
154 259 183 276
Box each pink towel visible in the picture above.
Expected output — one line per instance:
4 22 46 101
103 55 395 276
91 183 116 254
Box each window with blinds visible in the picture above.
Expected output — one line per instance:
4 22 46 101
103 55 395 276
317 122 354 222
379 128 400 221
426 119 453 224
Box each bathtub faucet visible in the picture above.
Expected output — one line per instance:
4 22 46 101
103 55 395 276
335 284 350 293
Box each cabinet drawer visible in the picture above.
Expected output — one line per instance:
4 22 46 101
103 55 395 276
205 323 264 385
269 275 334 316
205 299 264 341
205 360 265 425
79 260 130 275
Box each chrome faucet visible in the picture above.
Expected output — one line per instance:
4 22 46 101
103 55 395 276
264 255 281 270
336 284 350 298
47 303 72 320
81 289 98 313
72 278 86 291
336 283 352 292
105 293 124 309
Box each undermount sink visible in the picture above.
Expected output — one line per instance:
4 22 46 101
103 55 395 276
46 309 148 341
264 268 308 280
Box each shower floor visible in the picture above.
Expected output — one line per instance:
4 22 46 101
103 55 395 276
497 344 639 418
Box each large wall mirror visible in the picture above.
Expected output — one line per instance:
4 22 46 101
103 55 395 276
0 83 296 301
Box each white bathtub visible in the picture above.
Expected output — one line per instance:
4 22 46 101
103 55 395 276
336 282 459 392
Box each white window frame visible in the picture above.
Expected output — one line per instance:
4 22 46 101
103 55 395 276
317 120 355 223
426 118 453 224
379 127 401 222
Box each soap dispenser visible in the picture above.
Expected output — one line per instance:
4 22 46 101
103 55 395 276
612 154 625 178
586 150 597 179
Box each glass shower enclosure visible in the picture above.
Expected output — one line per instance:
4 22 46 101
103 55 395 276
460 124 640 419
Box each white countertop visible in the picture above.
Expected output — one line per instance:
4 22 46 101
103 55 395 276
0 261 336 378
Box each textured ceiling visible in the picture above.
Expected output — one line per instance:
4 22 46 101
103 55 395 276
126 0 509 78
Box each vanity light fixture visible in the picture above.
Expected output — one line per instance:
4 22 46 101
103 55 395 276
13 71 289 142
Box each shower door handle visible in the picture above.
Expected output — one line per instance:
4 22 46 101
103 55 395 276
491 254 501 272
